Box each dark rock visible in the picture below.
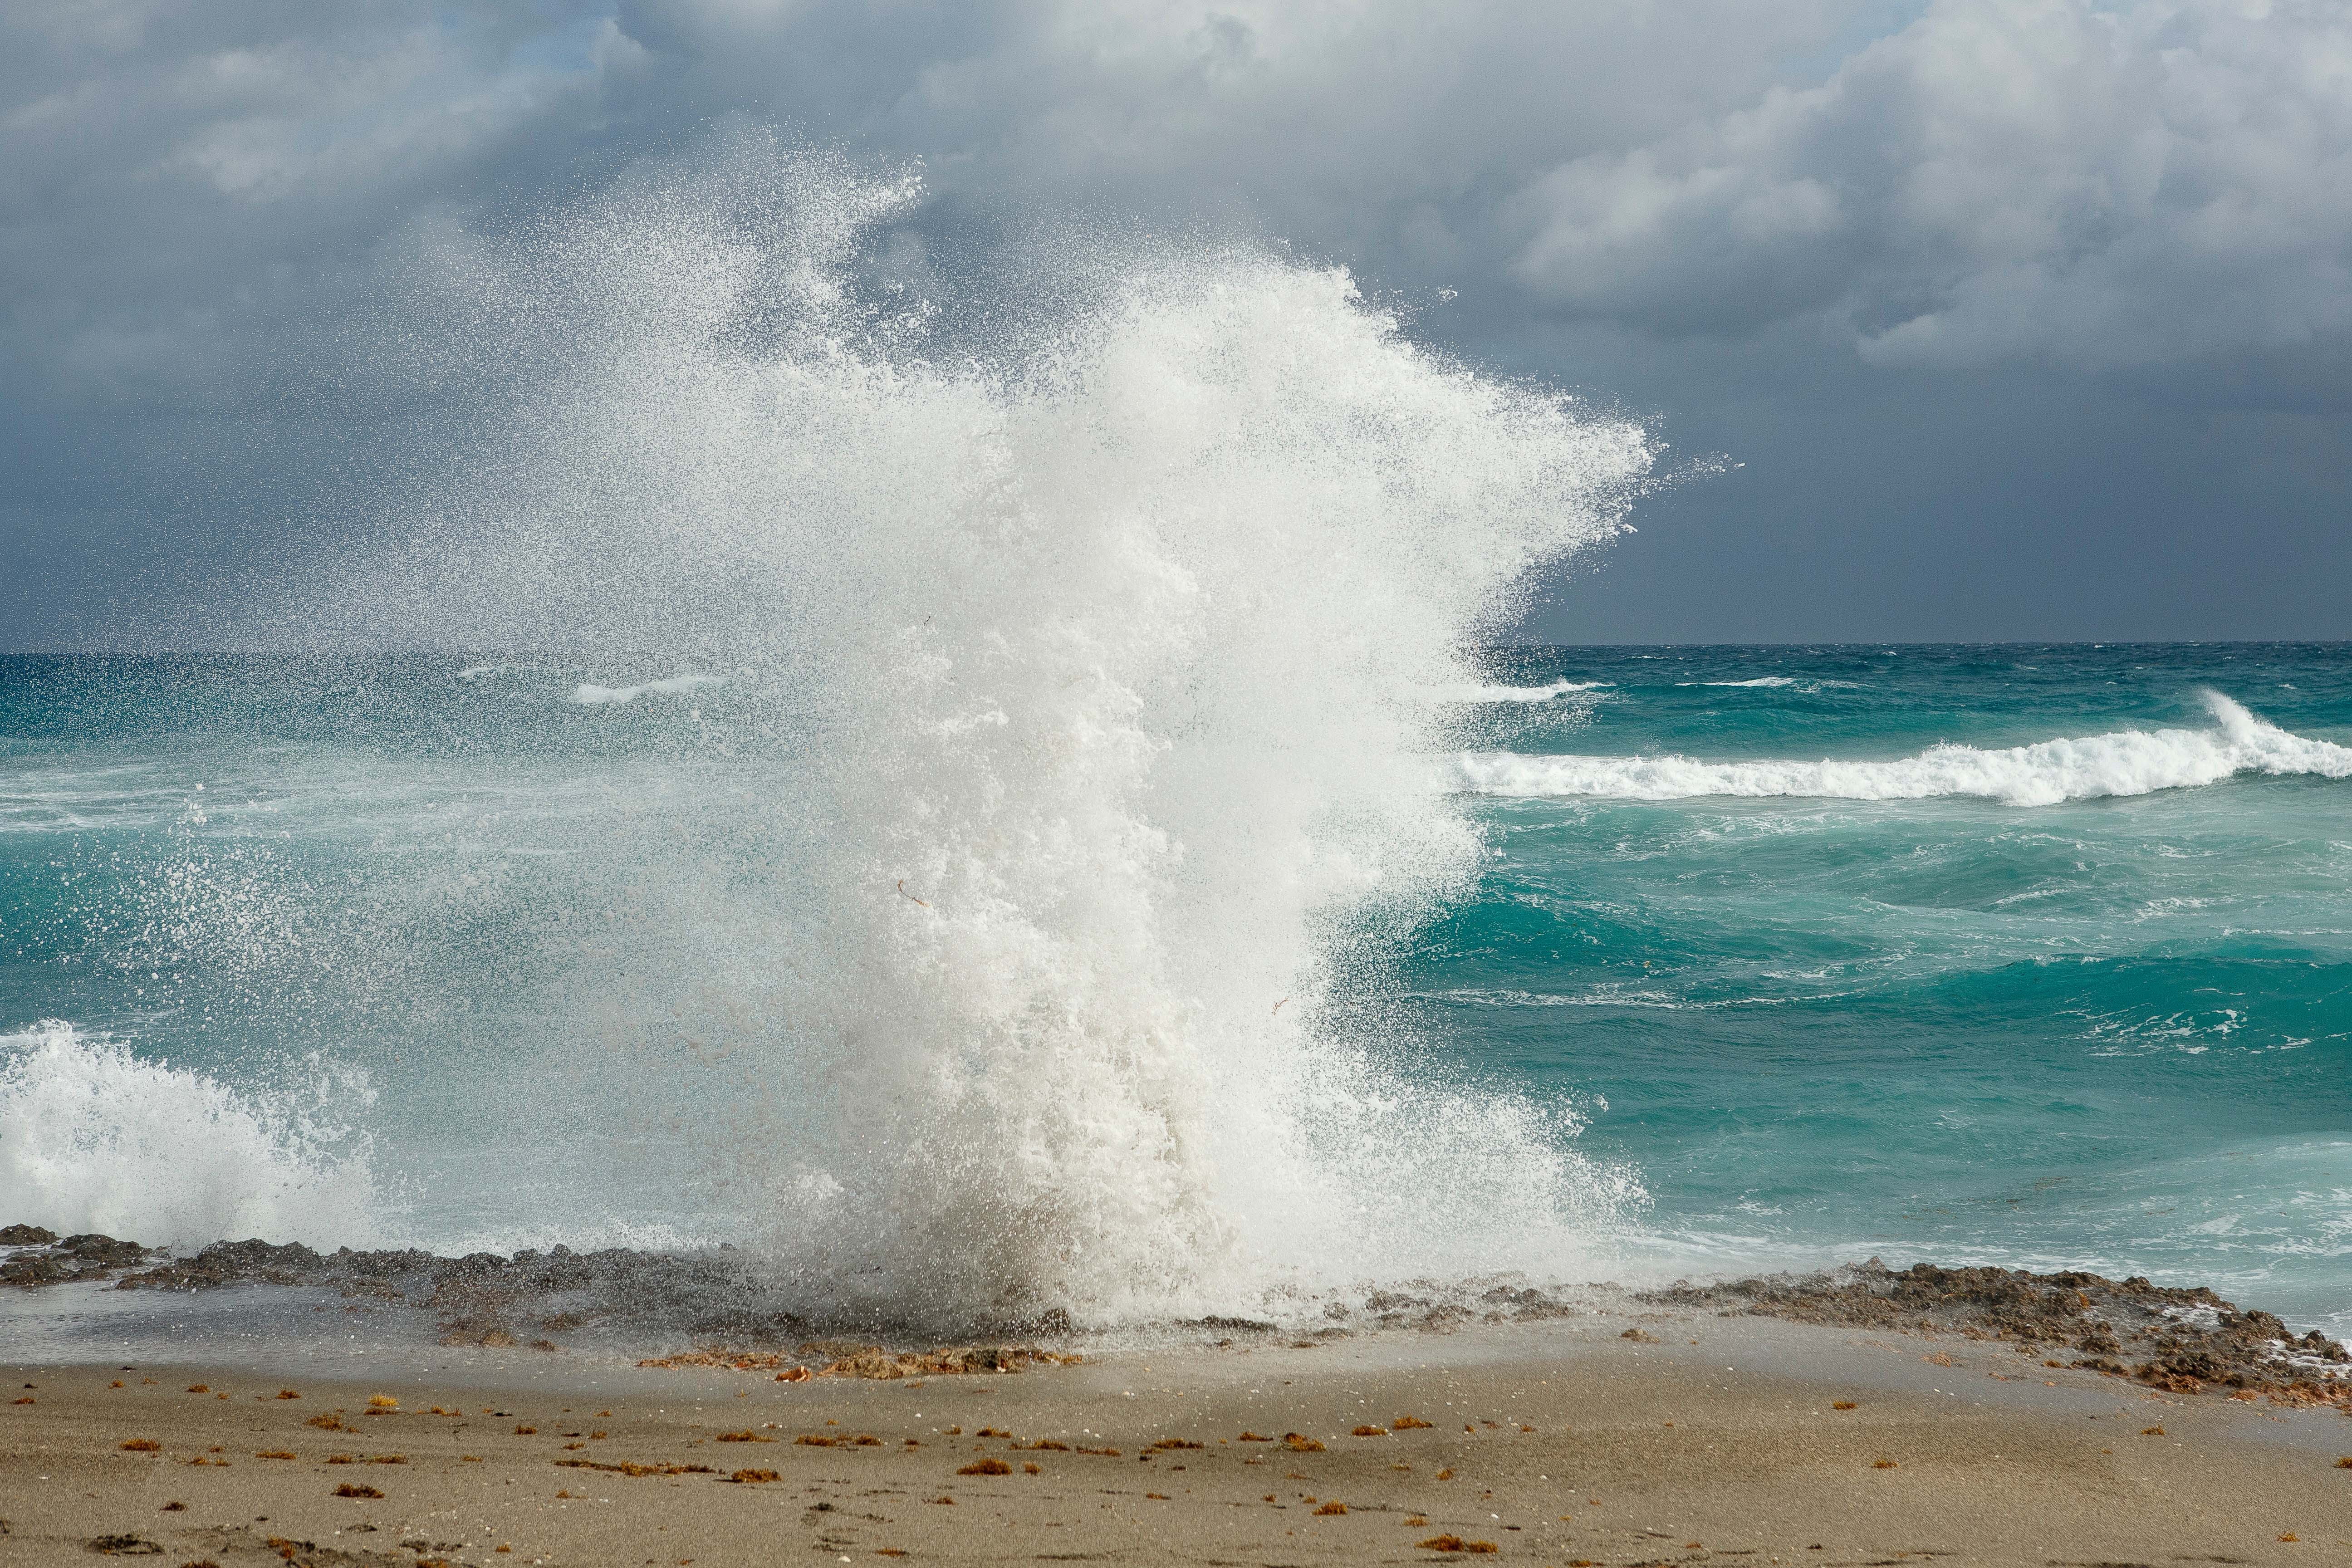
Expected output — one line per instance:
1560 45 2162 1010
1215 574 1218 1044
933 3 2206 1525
1645 1260 2349 1405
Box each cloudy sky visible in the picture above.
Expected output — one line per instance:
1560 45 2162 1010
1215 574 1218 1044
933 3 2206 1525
6 0 2348 646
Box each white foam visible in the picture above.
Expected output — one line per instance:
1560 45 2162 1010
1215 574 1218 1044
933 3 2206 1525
0 1022 377 1249
1675 677 1867 691
1457 691 2352 808
306 132 1658 1327
569 674 728 706
1419 679 1612 702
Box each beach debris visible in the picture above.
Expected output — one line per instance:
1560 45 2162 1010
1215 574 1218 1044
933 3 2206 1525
332 1483 383 1499
1313 1500 1348 1514
2336 1456 2352 1467
120 1439 161 1451
957 1458 1012 1475
1023 1461 1040 1473
1144 1490 1170 1499
2142 1425 2166 1435
10 1396 29 1405
1282 1432 1326 1452
1237 1431 1271 1441
1872 1459 1898 1469
305 1415 345 1430
730 1468 779 1483
514 1424 536 1435
1392 1416 1433 1430
255 1450 295 1460
796 1434 833 1446
185 1385 207 1393
1832 1401 1857 1410
1417 1535 1498 1553
715 1430 774 1443
367 1394 398 1409
1352 1425 1387 1436
275 1390 299 1400
555 1458 713 1476
160 1502 183 1512
1149 1438 1203 1450
1436 1468 1455 1480
897 880 930 907
1621 1328 1660 1343
638 1348 799 1371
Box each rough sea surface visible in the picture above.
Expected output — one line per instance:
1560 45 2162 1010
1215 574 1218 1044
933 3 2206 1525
1 645 2345 1337
1436 642 2352 1336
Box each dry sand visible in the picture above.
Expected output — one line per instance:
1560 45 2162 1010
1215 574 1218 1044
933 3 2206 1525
5 1308 2350 1568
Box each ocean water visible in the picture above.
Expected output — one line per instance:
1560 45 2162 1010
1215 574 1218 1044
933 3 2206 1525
1434 644 2352 1337
2 647 2346 1337
1 142 2344 1338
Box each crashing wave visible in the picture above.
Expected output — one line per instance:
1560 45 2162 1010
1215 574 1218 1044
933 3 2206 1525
0 1022 377 1249
1456 691 2352 808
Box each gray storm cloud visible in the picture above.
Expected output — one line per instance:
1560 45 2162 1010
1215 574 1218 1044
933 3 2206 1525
1511 0 2352 367
4 0 2348 643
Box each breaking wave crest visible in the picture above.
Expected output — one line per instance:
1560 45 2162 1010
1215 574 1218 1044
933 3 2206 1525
570 674 727 706
1457 692 2352 807
0 1023 378 1249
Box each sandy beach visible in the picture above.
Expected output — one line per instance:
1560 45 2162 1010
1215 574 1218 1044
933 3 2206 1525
6 1302 2349 1568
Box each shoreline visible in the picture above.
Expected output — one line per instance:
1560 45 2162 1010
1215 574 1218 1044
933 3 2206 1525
3 1305 2349 1567
4 1225 2344 1400
6 1226 2349 1563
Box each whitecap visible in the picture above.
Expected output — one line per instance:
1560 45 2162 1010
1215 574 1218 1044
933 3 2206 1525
1456 691 2352 808
569 674 729 706
1416 680 1612 703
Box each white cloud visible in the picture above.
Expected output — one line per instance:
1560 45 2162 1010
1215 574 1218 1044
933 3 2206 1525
1510 0 2352 366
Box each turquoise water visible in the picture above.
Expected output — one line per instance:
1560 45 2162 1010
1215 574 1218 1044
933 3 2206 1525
1426 644 2352 1334
2 647 2347 1332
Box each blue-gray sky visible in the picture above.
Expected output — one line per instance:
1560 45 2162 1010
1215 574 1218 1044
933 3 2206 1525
5 0 2348 647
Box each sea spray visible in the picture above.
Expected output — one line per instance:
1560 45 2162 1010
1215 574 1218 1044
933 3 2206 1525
274 132 1657 1328
0 1022 377 1248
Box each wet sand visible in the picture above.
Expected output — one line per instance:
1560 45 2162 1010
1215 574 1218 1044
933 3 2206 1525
5 1308 2350 1567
